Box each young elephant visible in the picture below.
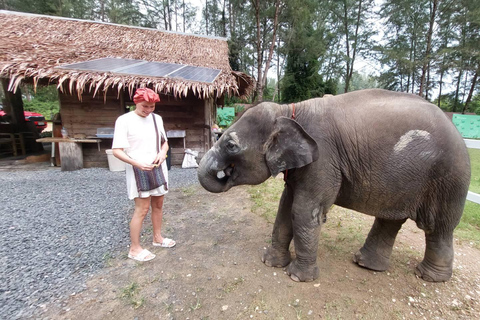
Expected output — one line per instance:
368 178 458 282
197 89 471 282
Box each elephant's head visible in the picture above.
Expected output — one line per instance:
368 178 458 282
198 102 319 193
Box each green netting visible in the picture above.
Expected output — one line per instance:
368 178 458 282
217 107 235 127
452 114 480 139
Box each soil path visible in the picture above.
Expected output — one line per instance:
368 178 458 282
43 184 480 319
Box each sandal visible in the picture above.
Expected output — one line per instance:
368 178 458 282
128 249 156 262
152 238 176 248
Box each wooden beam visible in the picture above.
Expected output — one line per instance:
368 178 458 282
1 78 27 131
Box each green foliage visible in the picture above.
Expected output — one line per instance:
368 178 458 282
248 177 284 224
3 0 479 107
468 148 480 194
456 201 480 247
434 93 459 112
280 0 337 102
337 72 379 94
216 108 235 128
455 148 480 246
21 85 59 120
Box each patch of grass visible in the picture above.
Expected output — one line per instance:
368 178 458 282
248 177 284 224
121 282 139 299
290 299 303 319
456 149 480 246
182 185 197 196
102 252 114 267
223 277 245 293
121 282 145 309
455 201 480 248
163 302 173 313
468 148 480 193
189 298 202 311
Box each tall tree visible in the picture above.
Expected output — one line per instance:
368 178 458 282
377 0 429 94
329 0 375 93
418 0 438 97
252 0 281 101
281 0 335 102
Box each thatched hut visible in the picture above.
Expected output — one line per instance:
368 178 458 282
0 10 253 167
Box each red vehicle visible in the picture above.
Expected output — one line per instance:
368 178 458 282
0 108 47 132
24 111 47 132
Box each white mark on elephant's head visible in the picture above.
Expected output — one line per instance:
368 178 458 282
312 208 320 225
394 130 431 153
230 132 240 144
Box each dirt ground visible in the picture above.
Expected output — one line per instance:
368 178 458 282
42 183 480 319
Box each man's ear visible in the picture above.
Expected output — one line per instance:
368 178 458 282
264 116 319 176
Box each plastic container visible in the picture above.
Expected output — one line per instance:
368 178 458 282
105 149 126 171
96 127 115 138
61 127 68 138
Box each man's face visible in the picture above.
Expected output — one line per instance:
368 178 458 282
135 101 156 117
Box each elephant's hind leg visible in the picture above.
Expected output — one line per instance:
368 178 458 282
354 218 406 271
262 186 293 268
415 232 454 282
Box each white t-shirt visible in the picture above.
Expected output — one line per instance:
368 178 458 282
112 111 169 199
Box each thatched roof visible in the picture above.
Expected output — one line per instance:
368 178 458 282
0 10 254 100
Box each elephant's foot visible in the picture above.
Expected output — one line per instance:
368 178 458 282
262 246 291 268
353 246 390 272
286 259 319 282
415 260 452 282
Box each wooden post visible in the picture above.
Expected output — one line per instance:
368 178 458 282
59 142 83 171
1 78 27 132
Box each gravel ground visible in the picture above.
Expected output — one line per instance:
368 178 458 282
0 166 199 319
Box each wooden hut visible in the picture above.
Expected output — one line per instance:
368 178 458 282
0 10 253 168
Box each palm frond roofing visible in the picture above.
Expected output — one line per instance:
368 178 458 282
0 10 254 99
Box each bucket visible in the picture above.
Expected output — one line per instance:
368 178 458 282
105 149 125 172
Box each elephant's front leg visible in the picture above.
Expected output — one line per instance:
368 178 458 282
286 194 325 282
262 185 293 268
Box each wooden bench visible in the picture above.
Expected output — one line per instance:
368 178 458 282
37 137 101 171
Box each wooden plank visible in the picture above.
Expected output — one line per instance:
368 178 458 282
59 142 83 171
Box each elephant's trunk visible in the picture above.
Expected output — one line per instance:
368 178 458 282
197 149 231 193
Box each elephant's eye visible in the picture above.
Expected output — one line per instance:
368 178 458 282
226 140 240 153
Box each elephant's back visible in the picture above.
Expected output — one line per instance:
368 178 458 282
328 90 470 218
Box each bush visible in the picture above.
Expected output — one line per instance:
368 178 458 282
21 85 59 120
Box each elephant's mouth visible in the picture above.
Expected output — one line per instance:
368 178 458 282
216 164 236 182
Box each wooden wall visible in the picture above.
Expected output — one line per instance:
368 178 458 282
59 88 124 168
59 88 216 168
157 94 214 165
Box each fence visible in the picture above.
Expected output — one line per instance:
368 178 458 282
465 139 480 204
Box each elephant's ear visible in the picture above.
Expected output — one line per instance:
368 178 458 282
264 116 319 177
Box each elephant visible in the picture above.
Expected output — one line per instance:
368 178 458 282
197 89 471 283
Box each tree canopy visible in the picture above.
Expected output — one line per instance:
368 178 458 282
1 0 479 110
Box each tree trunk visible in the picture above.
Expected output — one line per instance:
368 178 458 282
345 0 363 93
343 0 351 93
425 61 431 100
182 0 186 33
462 69 478 114
205 0 209 35
437 70 444 108
419 0 438 97
252 0 263 100
259 0 280 101
221 0 227 37
453 69 463 112
100 0 105 22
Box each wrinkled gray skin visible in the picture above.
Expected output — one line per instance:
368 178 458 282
197 89 471 282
